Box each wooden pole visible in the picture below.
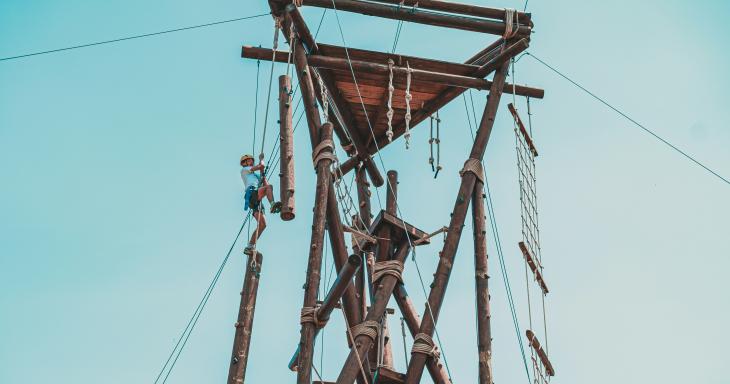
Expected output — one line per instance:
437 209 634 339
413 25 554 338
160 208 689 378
294 0 531 36
472 182 493 384
291 37 322 149
227 251 263 384
378 170 400 368
279 74 296 221
404 61 510 384
297 122 335 384
336 240 410 384
393 284 451 384
355 165 372 320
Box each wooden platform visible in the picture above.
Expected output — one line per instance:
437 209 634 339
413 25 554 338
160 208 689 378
369 210 430 245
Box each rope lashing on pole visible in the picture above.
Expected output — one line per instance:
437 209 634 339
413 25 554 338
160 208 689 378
311 138 337 167
410 333 440 362
351 320 380 341
404 61 413 149
371 260 404 282
285 22 296 79
503 8 519 40
386 59 395 142
317 72 330 123
300 306 328 329
460 158 485 183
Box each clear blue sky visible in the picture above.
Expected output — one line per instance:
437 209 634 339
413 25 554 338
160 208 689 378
1 1 729 383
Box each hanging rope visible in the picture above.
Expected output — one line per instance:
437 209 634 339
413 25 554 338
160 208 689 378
318 72 329 123
259 17 281 162
404 61 413 149
434 110 442 178
428 115 435 171
285 22 296 79
386 59 395 142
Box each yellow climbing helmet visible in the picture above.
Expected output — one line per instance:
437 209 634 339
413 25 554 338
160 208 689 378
240 154 254 165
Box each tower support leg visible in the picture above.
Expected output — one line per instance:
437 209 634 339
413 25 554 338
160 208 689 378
227 251 263 384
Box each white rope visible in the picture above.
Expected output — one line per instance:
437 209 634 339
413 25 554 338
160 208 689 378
386 59 395 142
404 61 413 149
503 8 518 39
259 17 281 161
317 72 329 123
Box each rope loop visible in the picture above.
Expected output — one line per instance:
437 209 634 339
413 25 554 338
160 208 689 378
411 333 440 361
460 158 485 183
350 320 380 341
300 306 327 329
372 260 404 283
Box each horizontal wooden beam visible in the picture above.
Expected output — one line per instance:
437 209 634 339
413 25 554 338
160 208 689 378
291 0 531 36
368 0 532 26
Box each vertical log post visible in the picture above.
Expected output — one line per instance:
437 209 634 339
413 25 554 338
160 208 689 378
472 181 493 384
355 165 372 317
279 74 296 221
404 61 510 384
297 122 335 384
380 170 399 368
227 251 263 384
335 240 410 384
393 284 451 384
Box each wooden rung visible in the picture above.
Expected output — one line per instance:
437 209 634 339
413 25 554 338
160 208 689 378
526 330 555 377
508 103 538 157
518 241 549 294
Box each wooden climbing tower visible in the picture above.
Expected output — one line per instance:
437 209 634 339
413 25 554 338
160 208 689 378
230 1 552 383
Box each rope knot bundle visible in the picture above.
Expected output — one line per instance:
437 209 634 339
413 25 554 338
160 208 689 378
311 139 337 167
300 306 327 329
411 333 440 361
371 260 404 283
503 8 518 39
386 59 395 142
350 320 380 341
460 158 485 183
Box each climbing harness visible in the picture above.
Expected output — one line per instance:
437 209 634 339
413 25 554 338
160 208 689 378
404 61 413 149
428 111 442 178
386 59 395 142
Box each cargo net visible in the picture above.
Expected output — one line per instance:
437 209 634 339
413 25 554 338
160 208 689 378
510 101 554 383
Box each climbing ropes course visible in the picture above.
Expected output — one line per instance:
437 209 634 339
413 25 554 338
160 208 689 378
230 1 548 384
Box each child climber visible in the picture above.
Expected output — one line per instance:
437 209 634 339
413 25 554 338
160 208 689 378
240 154 281 255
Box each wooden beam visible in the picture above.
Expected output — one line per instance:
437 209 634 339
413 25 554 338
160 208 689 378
227 252 263 384
279 74 296 221
472 184 493 384
365 0 533 26
292 0 531 36
526 330 555 376
508 103 538 157
297 122 335 384
404 61 511 384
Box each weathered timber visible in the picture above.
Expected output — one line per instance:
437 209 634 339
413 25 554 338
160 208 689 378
355 165 373 318
288 255 361 371
404 61 510 384
279 75 296 221
393 284 451 384
526 330 555 376
227 251 263 384
380 170 400 368
518 241 548 294
297 122 335 384
290 0 531 36
508 103 538 157
291 37 323 149
364 0 533 26
336 240 410 384
472 183 493 384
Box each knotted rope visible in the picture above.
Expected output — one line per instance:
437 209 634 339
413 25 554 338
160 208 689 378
318 72 329 123
386 59 395 142
460 158 485 183
300 306 327 329
372 260 404 283
404 61 413 149
312 139 337 167
350 320 380 341
411 333 440 361
503 8 518 39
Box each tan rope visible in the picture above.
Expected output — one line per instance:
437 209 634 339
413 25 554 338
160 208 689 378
503 8 518 39
411 333 440 361
404 61 413 149
386 59 395 142
460 158 485 183
372 260 404 283
312 138 337 167
350 320 380 341
300 306 327 329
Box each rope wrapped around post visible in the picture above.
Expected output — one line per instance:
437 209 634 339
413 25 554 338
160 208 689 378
300 306 328 329
459 158 485 183
503 8 518 39
371 260 404 283
311 138 337 168
350 320 380 342
411 333 441 362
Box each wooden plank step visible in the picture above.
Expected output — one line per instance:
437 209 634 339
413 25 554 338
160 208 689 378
526 330 555 376
508 103 538 157
375 366 406 384
518 241 548 294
